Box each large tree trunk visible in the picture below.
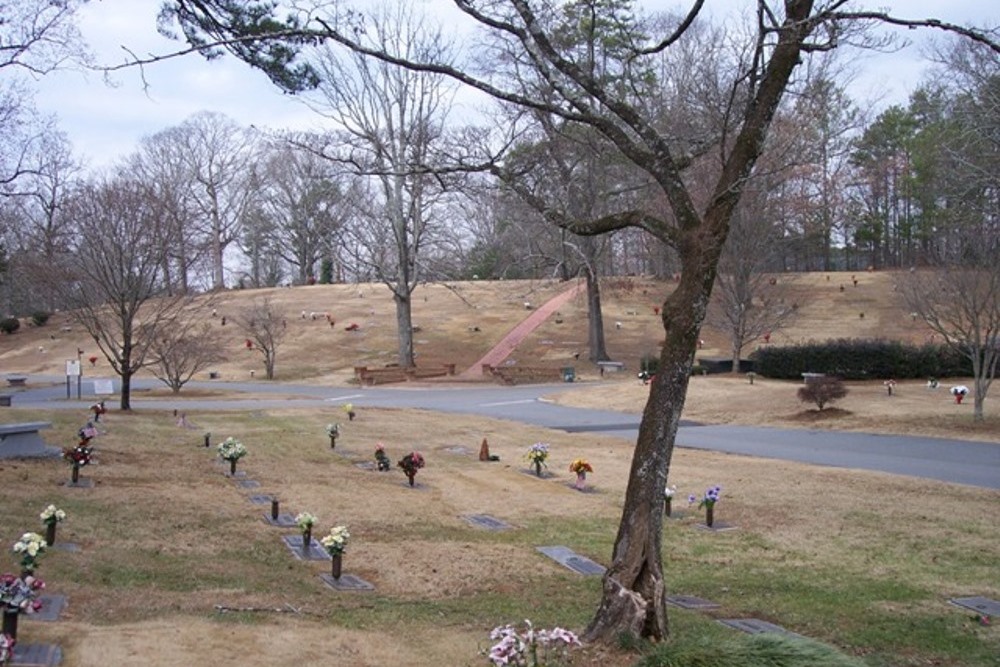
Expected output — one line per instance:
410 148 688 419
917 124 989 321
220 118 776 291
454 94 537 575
395 293 415 368
584 273 708 642
119 368 132 411
586 270 610 363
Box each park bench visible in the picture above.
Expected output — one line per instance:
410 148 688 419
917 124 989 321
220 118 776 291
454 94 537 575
0 421 57 458
597 361 626 373
483 364 566 385
6 375 27 387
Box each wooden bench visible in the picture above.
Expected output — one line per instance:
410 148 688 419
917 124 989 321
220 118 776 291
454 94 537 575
5 375 27 387
483 365 566 385
0 422 57 458
354 364 457 386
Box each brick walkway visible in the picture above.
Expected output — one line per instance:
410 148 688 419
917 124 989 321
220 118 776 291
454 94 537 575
459 281 585 378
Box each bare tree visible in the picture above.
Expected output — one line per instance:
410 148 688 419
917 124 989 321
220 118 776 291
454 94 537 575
54 173 186 410
308 4 456 367
157 0 1000 645
0 0 90 188
797 375 848 410
707 179 798 372
149 319 227 393
234 297 286 380
175 111 260 290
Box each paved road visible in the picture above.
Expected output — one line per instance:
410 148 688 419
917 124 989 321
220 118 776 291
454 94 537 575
6 376 999 490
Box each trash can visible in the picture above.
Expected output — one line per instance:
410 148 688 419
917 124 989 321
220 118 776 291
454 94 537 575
562 367 575 383
0 395 11 407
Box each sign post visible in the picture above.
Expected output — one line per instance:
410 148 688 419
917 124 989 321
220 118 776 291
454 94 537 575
65 360 81 400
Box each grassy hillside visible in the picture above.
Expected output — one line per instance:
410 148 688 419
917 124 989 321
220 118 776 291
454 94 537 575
0 271 936 384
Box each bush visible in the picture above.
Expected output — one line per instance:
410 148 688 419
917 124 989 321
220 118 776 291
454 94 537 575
0 317 20 334
751 338 972 380
638 632 865 667
797 376 848 410
30 311 50 326
640 352 660 376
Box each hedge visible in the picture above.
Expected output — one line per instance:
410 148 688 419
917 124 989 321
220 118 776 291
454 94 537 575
750 339 972 380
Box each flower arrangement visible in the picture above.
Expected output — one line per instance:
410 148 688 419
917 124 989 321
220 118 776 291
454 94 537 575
690 486 721 527
12 533 46 573
39 505 65 526
0 632 13 665
485 620 581 667
295 512 317 533
0 573 44 613
216 437 247 461
320 526 350 557
344 403 356 421
663 485 677 516
374 443 391 472
398 451 425 486
62 442 92 467
525 443 549 476
568 459 593 475
325 423 340 438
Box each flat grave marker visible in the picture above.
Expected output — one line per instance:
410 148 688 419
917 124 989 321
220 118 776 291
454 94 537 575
665 595 720 610
64 479 94 489
354 462 375 471
281 535 331 561
247 494 274 505
444 446 469 455
718 618 802 638
536 546 606 576
9 643 62 666
463 514 512 531
949 597 1000 617
49 543 80 553
696 521 737 532
264 513 296 527
23 595 67 622
235 479 260 489
320 573 375 591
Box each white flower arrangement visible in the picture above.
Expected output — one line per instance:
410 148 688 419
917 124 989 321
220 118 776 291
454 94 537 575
326 423 340 438
664 485 676 500
486 620 581 666
295 512 317 532
39 505 66 525
217 437 247 461
13 532 47 571
320 526 350 556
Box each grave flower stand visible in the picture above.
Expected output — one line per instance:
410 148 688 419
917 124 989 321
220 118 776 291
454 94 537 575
574 471 587 490
664 497 672 517
228 458 238 476
71 465 80 485
44 523 56 547
706 505 714 528
302 527 312 556
534 461 543 477
330 554 342 580
2 608 17 641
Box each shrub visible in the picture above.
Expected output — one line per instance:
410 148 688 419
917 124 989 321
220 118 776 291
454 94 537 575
797 376 848 410
638 632 865 667
30 311 50 326
0 317 20 334
640 352 660 376
751 339 972 380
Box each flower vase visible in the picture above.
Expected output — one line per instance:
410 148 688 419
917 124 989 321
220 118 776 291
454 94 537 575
330 554 342 580
575 472 586 489
2 608 17 640
407 472 415 487
270 499 280 521
329 435 336 450
229 458 237 476
664 498 672 517
71 464 80 484
302 528 312 555
706 504 714 528
534 461 542 477
45 522 57 546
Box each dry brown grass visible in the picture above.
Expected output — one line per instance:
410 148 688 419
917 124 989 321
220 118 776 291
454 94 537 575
1 405 996 666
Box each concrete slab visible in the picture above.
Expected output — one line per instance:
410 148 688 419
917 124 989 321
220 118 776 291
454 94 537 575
23 595 66 622
463 514 512 531
536 546 605 576
320 573 374 591
665 595 720 610
281 535 331 561
9 643 62 666
949 597 1000 617
718 618 801 638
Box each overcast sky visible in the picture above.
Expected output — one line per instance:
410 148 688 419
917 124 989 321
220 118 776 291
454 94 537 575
32 0 999 171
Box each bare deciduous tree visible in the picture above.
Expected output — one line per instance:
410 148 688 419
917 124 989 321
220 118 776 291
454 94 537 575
54 174 186 410
149 319 227 393
234 297 286 380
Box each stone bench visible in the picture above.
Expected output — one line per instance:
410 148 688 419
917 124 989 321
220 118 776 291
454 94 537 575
6 375 27 387
801 372 826 384
0 421 58 458
597 361 626 373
